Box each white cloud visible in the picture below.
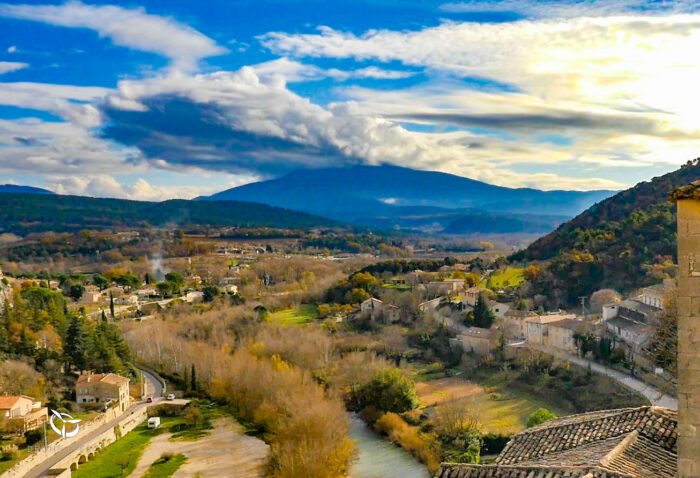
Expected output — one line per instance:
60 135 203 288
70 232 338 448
0 1 227 71
0 118 139 175
0 82 110 126
6 45 17 53
46 174 252 201
250 57 415 83
438 0 700 18
0 61 28 74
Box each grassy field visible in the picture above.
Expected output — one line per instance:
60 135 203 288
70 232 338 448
143 453 186 478
416 375 567 435
269 304 318 325
72 421 165 478
485 267 525 290
382 284 412 291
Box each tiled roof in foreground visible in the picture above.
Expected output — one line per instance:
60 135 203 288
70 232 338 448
433 465 634 478
669 179 700 201
436 407 677 478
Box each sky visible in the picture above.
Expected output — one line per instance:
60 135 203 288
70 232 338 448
1 0 700 200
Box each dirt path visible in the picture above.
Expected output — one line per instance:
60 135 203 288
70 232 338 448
130 417 268 478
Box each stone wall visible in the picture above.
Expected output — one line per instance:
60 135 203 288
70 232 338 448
676 196 700 478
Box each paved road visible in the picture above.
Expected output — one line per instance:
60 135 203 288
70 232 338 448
23 368 162 478
432 311 678 410
529 344 678 409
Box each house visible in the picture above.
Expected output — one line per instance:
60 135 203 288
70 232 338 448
546 318 583 354
428 279 465 296
462 287 485 307
75 372 131 412
418 297 442 313
491 302 511 319
638 281 673 310
436 406 677 478
502 310 540 339
524 312 577 348
81 286 102 304
606 317 654 349
113 294 138 305
0 395 48 432
458 327 496 356
605 298 659 324
136 286 157 298
359 297 400 322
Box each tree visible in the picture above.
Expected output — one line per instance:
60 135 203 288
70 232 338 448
590 289 621 314
109 292 115 319
190 364 197 392
349 368 419 413
93 274 109 291
68 283 85 302
527 408 556 427
157 282 174 298
472 294 495 329
202 285 218 303
182 406 204 428
64 315 89 370
164 272 184 289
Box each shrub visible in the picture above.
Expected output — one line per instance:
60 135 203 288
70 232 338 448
527 408 557 428
374 413 440 471
1 444 19 461
348 368 419 413
24 429 44 446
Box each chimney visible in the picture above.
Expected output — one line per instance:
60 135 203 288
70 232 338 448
671 180 700 477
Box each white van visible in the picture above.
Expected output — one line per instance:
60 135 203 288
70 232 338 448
147 417 161 429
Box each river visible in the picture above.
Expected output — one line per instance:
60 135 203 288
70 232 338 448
349 416 430 478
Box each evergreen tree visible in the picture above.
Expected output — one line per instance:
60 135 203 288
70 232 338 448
109 292 115 319
184 365 190 393
472 294 495 329
191 363 197 392
101 310 107 323
64 315 89 370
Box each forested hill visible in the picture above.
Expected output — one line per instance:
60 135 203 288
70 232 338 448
0 193 338 234
509 159 699 302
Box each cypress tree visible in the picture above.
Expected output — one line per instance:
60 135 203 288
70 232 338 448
109 292 115 319
191 363 197 392
64 315 89 370
473 293 495 329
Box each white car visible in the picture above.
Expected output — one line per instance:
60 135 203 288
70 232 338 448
166 393 175 400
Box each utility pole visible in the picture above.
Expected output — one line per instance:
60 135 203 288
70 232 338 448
579 296 587 319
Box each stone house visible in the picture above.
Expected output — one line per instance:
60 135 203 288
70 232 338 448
0 395 48 432
524 312 577 348
491 302 511 319
75 372 130 412
462 286 481 306
359 297 400 322
545 318 583 354
605 317 653 349
458 327 496 356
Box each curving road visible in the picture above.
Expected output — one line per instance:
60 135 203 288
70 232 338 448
23 368 162 478
432 310 677 410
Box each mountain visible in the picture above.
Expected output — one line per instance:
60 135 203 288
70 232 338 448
0 184 54 195
201 165 614 233
510 159 700 301
204 165 614 216
0 193 338 234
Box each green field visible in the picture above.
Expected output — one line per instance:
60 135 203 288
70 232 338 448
72 421 166 478
269 304 318 325
485 267 525 290
143 453 186 478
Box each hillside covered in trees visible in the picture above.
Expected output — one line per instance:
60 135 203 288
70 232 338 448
0 193 338 234
510 159 700 303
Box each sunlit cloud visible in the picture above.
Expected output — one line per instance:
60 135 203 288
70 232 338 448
0 61 28 75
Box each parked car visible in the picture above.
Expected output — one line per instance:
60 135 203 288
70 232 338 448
167 393 175 400
146 396 153 403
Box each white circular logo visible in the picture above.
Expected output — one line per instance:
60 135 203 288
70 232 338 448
49 409 81 439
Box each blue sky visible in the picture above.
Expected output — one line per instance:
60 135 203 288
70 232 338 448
1 0 698 200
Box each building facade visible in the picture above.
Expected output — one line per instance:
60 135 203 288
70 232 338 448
76 372 131 412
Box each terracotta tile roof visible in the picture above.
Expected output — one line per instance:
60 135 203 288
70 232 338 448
0 395 30 409
669 179 700 201
439 407 677 478
433 465 634 478
76 372 129 387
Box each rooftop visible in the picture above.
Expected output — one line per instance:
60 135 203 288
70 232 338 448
76 372 130 387
0 395 32 409
460 326 494 339
669 179 700 201
437 406 677 478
